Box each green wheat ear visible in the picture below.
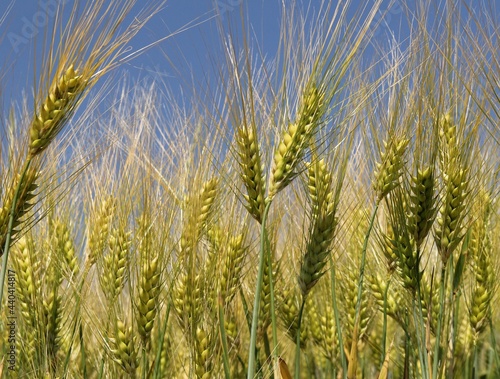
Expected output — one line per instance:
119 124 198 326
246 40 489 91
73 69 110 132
137 256 161 346
0 168 38 257
435 114 469 263
298 159 337 296
468 190 494 338
112 319 138 377
29 65 85 157
267 84 325 202
236 126 266 223
373 138 409 201
408 166 437 248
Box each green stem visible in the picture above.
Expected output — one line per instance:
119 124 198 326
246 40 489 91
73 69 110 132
294 297 306 379
0 158 32 311
80 323 88 379
354 203 378 317
239 286 252 332
330 264 347 378
488 316 500 373
263 334 272 369
413 296 427 379
247 201 272 379
63 264 91 377
440 258 455 379
404 313 410 379
266 228 279 364
432 263 448 379
142 346 147 379
352 203 379 353
472 341 478 379
218 294 232 379
465 350 470 379
380 278 390 370
415 264 430 379
98 312 114 379
448 291 461 378
153 302 171 379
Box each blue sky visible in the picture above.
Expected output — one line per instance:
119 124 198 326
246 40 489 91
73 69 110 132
0 0 409 114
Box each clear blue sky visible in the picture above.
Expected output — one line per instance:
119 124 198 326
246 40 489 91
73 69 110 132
0 0 411 114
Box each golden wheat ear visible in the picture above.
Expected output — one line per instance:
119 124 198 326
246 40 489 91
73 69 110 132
267 84 326 202
373 137 409 202
111 319 139 376
29 65 85 157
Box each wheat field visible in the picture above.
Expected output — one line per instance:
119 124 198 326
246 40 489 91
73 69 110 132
0 1 499 378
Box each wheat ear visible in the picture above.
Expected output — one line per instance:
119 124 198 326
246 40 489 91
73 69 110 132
86 195 116 268
298 159 337 296
267 85 325 202
237 126 266 223
469 191 494 339
218 233 246 305
12 237 39 364
112 319 138 377
408 167 437 248
195 327 213 379
180 178 218 258
435 115 469 263
137 256 161 347
52 219 79 279
29 65 85 157
373 138 409 202
0 168 38 257
101 227 131 302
